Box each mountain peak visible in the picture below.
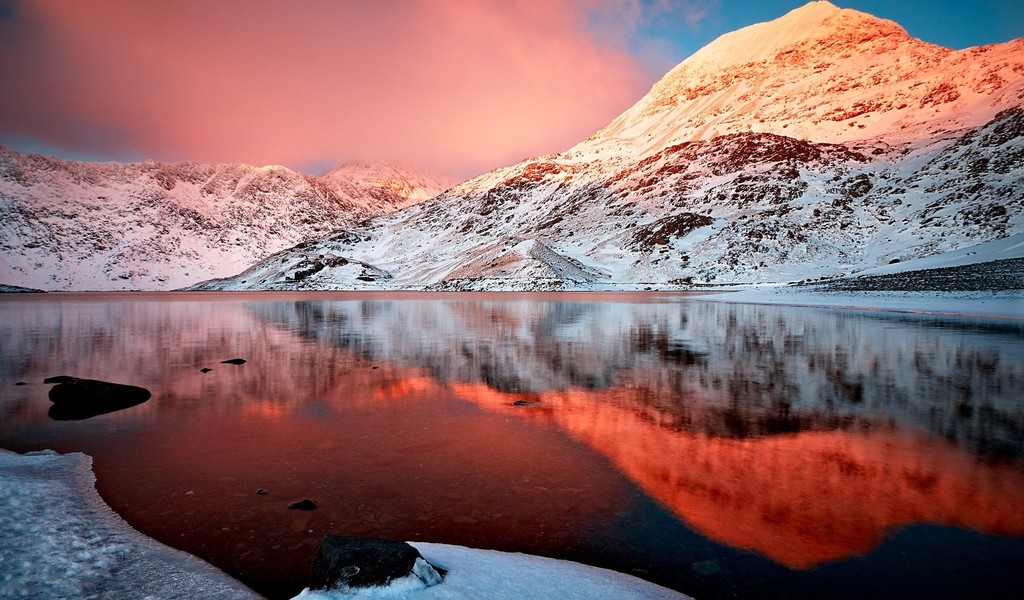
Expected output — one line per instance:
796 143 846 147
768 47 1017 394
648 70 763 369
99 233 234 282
577 1 1022 158
682 1 907 72
322 160 456 203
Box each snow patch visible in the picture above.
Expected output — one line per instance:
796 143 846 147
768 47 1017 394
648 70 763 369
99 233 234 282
292 542 690 600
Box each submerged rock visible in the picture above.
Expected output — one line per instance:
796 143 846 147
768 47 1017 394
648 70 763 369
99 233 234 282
692 559 723 576
309 536 444 591
288 499 318 511
47 378 151 420
221 358 247 365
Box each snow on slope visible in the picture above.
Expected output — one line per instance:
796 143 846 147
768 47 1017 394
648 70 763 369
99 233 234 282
0 146 454 291
187 1 1024 292
322 161 456 205
587 0 1024 157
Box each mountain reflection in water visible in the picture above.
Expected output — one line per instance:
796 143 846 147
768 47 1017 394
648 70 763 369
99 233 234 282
249 297 1024 568
1 292 1022 599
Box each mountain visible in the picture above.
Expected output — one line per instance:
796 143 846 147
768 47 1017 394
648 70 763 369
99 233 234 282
194 1 1024 291
0 146 454 290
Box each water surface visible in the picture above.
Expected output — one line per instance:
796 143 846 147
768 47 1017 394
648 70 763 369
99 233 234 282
2 292 1023 599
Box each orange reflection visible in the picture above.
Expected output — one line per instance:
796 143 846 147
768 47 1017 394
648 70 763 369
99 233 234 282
241 400 288 420
448 381 1024 569
373 376 437 402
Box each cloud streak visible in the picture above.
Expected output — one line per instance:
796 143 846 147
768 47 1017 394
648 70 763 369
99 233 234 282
0 0 671 178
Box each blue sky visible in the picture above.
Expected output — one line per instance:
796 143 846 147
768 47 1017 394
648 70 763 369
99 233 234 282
634 1 1022 71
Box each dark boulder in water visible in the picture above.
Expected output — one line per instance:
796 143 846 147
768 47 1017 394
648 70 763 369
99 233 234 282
47 378 151 420
43 375 76 384
288 499 318 511
309 536 443 591
221 358 247 365
200 368 213 373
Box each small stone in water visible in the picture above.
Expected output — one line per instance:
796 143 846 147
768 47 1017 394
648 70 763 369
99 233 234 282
200 368 212 373
221 358 247 365
692 559 722 576
289 499 318 511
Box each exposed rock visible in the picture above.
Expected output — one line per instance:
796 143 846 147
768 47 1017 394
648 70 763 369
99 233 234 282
0 283 45 293
288 499 318 511
15 381 26 386
812 257 1024 292
256 488 268 496
47 378 151 420
221 358 246 365
200 367 213 373
309 536 444 591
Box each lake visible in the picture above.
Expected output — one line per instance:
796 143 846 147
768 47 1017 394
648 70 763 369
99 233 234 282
1 292 1023 599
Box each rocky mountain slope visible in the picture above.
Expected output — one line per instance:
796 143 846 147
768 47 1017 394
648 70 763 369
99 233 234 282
0 146 453 290
194 1 1024 291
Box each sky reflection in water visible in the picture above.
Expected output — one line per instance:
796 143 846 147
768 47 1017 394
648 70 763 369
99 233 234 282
1 292 1022 599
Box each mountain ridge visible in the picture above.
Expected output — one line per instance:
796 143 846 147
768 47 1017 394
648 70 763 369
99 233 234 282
579 1 1024 162
4 2 1022 292
190 1 1023 292
0 144 454 290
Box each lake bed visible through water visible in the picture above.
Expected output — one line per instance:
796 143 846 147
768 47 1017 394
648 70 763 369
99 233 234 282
2 292 1023 599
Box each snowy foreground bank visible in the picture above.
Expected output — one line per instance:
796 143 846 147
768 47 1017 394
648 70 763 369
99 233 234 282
0 449 691 600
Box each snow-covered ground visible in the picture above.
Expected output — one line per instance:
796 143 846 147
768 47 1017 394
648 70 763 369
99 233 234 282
0 449 691 600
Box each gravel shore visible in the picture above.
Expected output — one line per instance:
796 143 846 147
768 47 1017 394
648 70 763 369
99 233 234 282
809 258 1024 293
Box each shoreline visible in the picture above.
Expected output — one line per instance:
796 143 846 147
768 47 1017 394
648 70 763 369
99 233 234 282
0 448 692 600
688 286 1024 320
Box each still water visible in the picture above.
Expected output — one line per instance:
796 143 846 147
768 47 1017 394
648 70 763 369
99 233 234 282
1 292 1023 599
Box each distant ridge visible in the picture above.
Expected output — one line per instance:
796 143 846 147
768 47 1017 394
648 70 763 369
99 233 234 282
0 145 454 291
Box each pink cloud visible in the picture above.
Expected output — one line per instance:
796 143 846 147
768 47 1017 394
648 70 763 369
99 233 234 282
0 0 659 178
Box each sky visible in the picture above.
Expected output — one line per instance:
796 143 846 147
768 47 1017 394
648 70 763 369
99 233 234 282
0 0 1021 179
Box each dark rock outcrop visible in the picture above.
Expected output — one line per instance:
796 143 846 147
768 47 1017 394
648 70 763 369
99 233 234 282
309 536 443 591
47 378 151 420
288 499 318 511
221 358 247 365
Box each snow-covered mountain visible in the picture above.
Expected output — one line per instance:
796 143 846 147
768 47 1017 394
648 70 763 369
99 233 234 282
194 1 1024 291
0 146 453 290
